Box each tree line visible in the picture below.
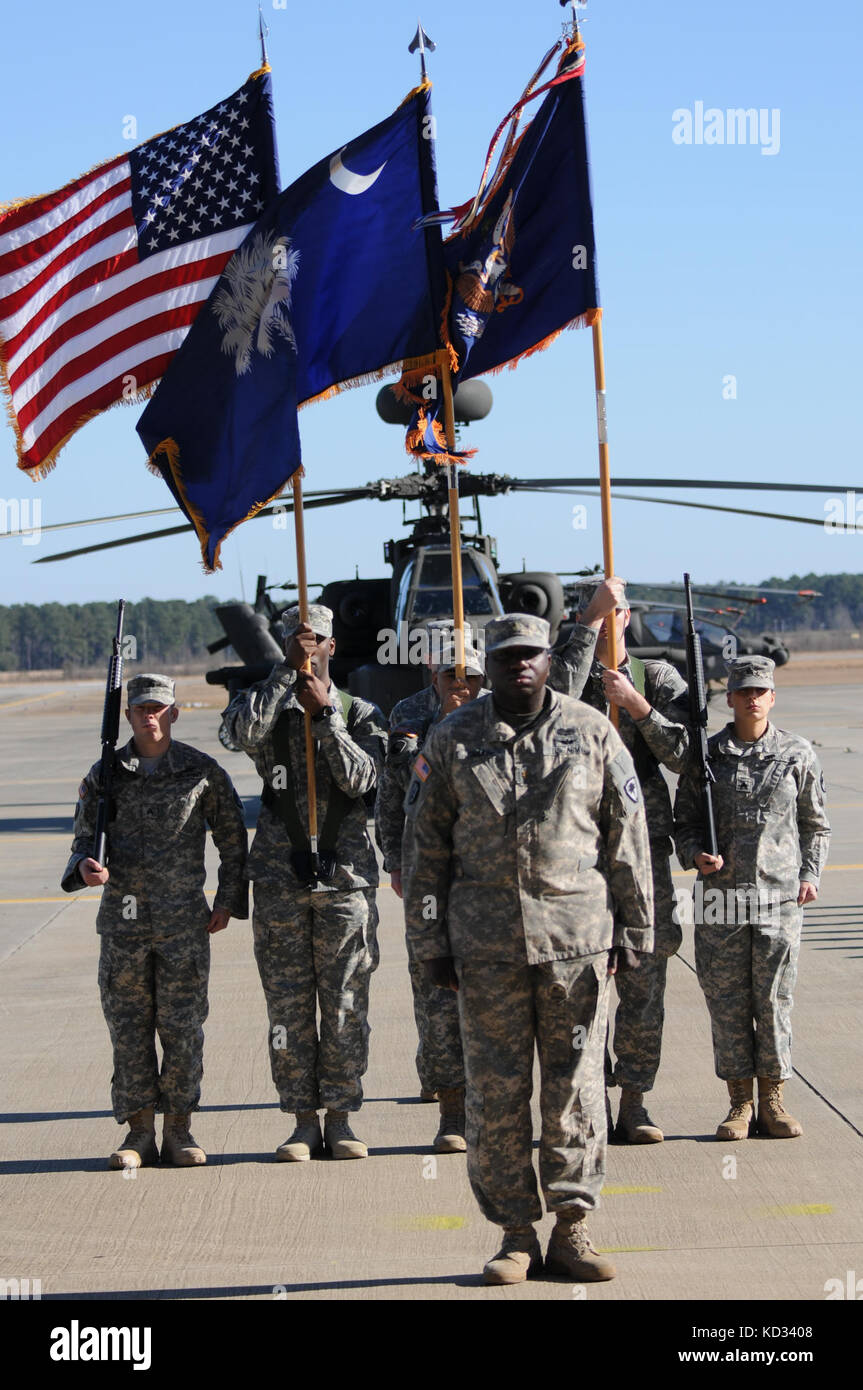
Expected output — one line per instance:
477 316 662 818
0 572 860 671
0 598 228 671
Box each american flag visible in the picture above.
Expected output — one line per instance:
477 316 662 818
0 69 279 476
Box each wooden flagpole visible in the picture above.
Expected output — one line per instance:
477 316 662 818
440 354 466 679
591 316 619 728
291 469 319 873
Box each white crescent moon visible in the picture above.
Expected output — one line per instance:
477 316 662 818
329 147 387 195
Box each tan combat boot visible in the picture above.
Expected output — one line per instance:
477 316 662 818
482 1226 543 1285
716 1078 755 1140
616 1087 664 1144
324 1110 368 1159
433 1087 467 1154
108 1107 159 1170
276 1111 322 1162
161 1113 207 1166
545 1212 616 1282
757 1078 803 1138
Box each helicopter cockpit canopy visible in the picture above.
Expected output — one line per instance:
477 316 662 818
395 546 504 627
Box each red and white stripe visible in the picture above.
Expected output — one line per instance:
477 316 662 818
0 156 250 473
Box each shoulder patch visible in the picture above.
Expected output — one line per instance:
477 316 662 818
78 781 87 800
819 770 826 795
624 775 640 804
413 753 431 782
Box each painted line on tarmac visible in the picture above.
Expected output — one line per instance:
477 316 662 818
760 1204 834 1218
672 864 863 878
0 691 67 711
0 896 101 904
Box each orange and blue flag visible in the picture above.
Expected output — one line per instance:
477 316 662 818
401 38 599 463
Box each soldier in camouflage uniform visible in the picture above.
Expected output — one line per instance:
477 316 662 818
221 605 387 1161
375 637 485 1150
674 656 830 1140
61 673 248 1170
569 577 690 1145
402 614 654 1285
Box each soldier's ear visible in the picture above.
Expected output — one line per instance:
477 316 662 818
726 692 733 709
124 706 132 726
328 637 336 658
170 705 179 723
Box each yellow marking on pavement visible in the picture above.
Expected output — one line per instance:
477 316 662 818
0 896 100 904
0 691 66 711
395 1215 466 1231
762 1203 833 1218
672 864 863 878
603 1185 662 1195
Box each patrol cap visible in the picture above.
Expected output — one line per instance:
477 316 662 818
485 614 551 654
726 656 776 691
570 575 628 612
281 603 334 639
431 638 484 676
127 673 176 707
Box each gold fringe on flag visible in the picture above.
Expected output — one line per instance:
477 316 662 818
146 435 297 574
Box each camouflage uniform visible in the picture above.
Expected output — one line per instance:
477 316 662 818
402 686 653 1228
61 739 248 1121
377 625 600 1097
674 720 830 1079
222 662 387 1113
578 653 690 1091
377 701 463 1094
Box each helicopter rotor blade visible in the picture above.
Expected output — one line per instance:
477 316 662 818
513 488 863 533
33 489 375 564
509 477 856 494
4 487 378 544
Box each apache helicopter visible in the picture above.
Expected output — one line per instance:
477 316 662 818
198 381 811 724
32 379 835 723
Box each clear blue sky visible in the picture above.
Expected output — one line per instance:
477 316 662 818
1 0 861 607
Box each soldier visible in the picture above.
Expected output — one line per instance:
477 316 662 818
569 576 690 1144
375 636 485 1150
674 656 830 1140
61 674 248 1169
221 604 387 1161
402 614 654 1285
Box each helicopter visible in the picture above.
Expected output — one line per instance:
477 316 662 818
27 378 840 722
197 382 808 724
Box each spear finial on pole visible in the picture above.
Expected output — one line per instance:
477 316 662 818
560 0 583 41
408 20 436 82
258 3 270 67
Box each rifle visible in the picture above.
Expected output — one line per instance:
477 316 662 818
683 573 718 858
92 600 126 868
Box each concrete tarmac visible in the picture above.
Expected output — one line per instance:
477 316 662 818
1 670 861 1302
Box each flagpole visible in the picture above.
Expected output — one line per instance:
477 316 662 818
291 469 320 878
440 356 466 680
258 4 269 66
564 0 619 725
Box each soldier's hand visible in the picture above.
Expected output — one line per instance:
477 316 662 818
423 956 459 991
580 577 626 627
695 852 724 875
296 670 332 716
798 881 818 906
607 947 644 976
601 668 650 720
80 857 109 886
285 622 319 671
440 681 473 716
390 869 403 899
207 907 231 934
